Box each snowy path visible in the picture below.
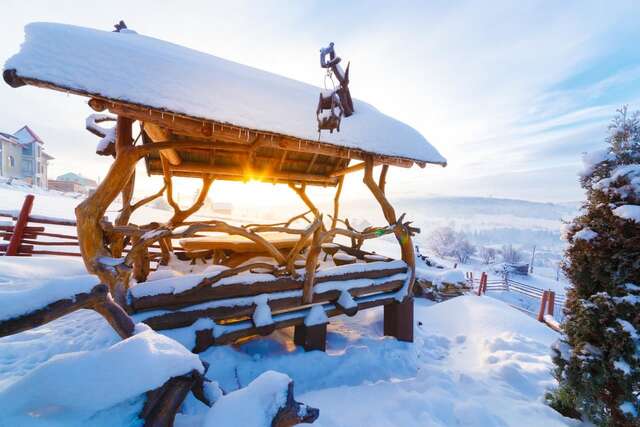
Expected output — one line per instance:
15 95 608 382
298 297 574 426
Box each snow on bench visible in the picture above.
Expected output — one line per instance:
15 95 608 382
0 275 99 322
0 326 203 425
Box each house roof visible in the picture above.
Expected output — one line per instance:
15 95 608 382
56 172 97 187
13 125 44 145
4 22 446 167
0 132 20 145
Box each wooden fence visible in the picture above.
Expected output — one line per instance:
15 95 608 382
1 194 161 259
467 271 566 330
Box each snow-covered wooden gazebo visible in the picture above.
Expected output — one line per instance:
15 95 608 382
3 22 446 353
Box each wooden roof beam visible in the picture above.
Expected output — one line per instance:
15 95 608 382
148 159 337 185
88 98 418 169
142 122 182 166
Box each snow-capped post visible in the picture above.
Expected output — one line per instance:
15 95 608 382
5 194 34 256
537 290 548 322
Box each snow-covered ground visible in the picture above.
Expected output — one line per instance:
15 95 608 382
0 185 576 426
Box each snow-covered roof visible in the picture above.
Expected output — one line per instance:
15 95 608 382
4 23 446 166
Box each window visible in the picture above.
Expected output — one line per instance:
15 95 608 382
22 143 33 156
9 155 15 168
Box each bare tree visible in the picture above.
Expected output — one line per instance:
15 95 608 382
479 246 497 264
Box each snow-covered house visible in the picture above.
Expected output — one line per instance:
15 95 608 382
0 125 53 188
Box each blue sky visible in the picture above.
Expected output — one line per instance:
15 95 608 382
0 0 639 204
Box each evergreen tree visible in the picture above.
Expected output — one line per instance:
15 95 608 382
547 107 640 426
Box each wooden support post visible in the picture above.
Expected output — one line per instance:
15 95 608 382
362 159 416 296
481 273 488 294
76 116 139 295
330 176 344 231
383 297 414 342
6 194 34 256
537 291 549 322
547 291 555 317
294 323 327 352
477 273 484 296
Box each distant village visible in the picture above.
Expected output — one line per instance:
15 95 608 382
0 125 97 194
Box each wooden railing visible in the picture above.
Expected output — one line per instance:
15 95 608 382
467 271 567 326
1 195 160 259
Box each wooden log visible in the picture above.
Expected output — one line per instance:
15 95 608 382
92 291 136 339
28 215 77 226
141 370 199 427
6 194 34 255
383 297 414 342
143 122 182 166
0 284 108 338
130 264 407 312
363 159 417 297
75 116 138 295
158 159 337 186
194 292 398 351
272 381 320 426
330 176 344 231
294 323 327 351
302 226 323 303
141 278 405 330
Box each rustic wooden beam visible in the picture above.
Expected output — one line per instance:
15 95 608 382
130 263 407 312
141 370 200 427
289 183 321 217
329 161 373 177
0 284 134 339
75 116 138 296
140 276 405 330
363 158 416 298
330 176 344 231
143 122 182 166
194 292 398 350
87 97 419 168
156 160 336 185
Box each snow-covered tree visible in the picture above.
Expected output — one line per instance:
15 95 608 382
500 244 523 264
428 226 457 258
428 227 475 263
479 246 497 264
547 107 640 426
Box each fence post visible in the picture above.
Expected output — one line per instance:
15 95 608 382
537 290 549 322
476 273 483 296
6 194 34 256
482 272 488 294
546 291 555 317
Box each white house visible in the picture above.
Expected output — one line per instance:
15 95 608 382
0 125 53 188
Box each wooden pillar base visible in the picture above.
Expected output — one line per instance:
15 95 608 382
294 323 327 352
383 297 414 342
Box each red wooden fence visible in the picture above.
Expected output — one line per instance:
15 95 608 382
1 195 161 258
